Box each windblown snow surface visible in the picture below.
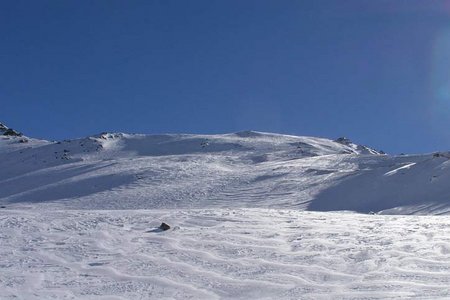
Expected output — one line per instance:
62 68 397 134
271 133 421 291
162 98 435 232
2 128 450 299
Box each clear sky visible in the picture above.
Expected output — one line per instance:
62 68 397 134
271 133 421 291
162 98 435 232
2 1 450 154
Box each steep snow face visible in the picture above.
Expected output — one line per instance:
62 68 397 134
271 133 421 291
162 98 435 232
1 129 450 214
310 153 450 214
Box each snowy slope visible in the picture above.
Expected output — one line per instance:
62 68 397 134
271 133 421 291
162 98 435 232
3 124 450 299
1 127 449 214
3 208 450 299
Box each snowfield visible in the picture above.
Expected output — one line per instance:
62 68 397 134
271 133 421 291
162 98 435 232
2 126 450 298
2 209 450 299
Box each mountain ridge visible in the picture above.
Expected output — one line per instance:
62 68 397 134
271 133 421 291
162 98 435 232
1 122 450 215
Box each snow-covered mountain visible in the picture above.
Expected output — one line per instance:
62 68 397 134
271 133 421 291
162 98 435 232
1 123 449 214
4 122 450 299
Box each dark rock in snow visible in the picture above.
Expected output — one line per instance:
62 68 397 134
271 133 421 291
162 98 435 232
334 137 352 145
159 223 171 231
3 128 22 137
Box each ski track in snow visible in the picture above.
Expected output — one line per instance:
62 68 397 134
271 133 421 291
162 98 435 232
2 131 450 214
1 208 450 299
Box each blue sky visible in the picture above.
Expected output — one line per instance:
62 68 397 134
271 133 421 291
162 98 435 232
2 1 450 153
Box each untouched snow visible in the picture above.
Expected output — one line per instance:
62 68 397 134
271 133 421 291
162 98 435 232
2 128 450 298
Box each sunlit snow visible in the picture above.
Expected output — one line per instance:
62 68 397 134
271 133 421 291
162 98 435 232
1 127 450 298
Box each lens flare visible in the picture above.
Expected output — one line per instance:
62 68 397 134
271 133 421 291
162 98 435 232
431 29 450 111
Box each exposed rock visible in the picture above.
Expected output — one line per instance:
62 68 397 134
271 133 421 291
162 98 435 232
433 152 450 159
334 136 382 155
201 140 209 148
159 223 171 231
3 128 22 136
0 123 23 136
334 137 352 145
